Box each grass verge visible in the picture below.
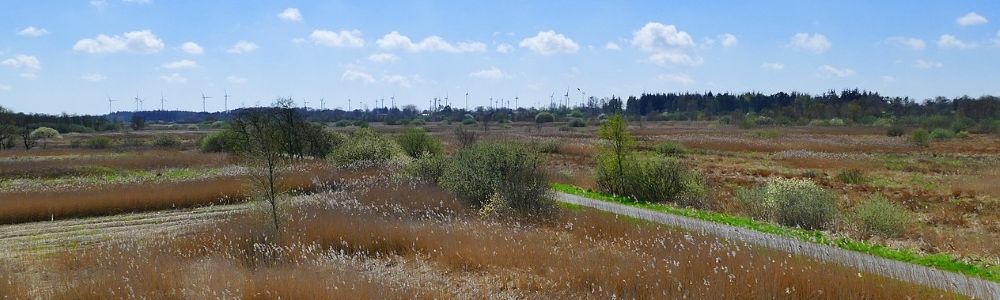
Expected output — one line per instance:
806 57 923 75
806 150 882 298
552 183 1000 283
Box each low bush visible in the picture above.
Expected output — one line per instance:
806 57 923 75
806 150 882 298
568 118 587 127
409 118 426 126
829 118 845 126
462 118 477 125
594 155 704 205
558 125 572 131
930 127 954 140
453 125 478 149
834 169 867 184
850 193 909 239
956 131 970 139
396 127 443 158
717 115 732 125
405 153 446 183
535 112 555 124
751 129 779 139
886 125 905 137
910 128 930 146
334 120 353 127
655 140 688 156
440 141 554 218
537 138 563 154
151 133 182 147
737 177 838 230
85 136 113 149
329 127 404 167
199 130 238 152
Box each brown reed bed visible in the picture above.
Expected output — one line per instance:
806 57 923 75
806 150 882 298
0 162 339 224
1 176 959 299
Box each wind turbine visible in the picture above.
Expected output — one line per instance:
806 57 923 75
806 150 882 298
549 92 555 110
134 92 144 111
200 91 211 113
106 95 116 114
465 90 469 111
303 99 309 109
391 94 395 109
348 98 351 111
444 92 449 108
223 91 230 112
515 95 519 110
564 88 570 108
160 92 168 111
577 87 585 108
320 97 326 110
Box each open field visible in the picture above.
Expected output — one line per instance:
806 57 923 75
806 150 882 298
1 121 997 297
0 173 957 298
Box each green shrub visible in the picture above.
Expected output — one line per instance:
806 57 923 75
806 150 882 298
808 119 830 126
872 118 894 127
829 118 845 126
570 110 584 118
737 118 756 129
120 135 145 147
886 125 905 137
396 127 444 158
558 125 572 131
717 115 732 125
850 193 909 239
200 130 237 152
84 136 113 149
462 118 477 125
334 120 353 127
594 155 704 205
329 127 404 167
537 138 563 154
737 177 838 230
956 131 970 139
911 128 930 146
440 141 554 218
834 169 867 184
535 112 555 124
568 118 587 127
975 119 1000 134
751 129 779 139
655 140 688 156
410 118 426 126
210 121 227 129
353 120 367 127
151 133 182 147
406 153 446 183
930 127 954 140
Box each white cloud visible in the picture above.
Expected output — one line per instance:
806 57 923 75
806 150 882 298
656 73 695 85
226 40 258 54
278 8 302 22
342 70 375 83
881 76 896 83
648 52 702 66
938 34 975 49
181 42 203 54
469 67 506 79
310 29 365 48
368 53 399 63
789 33 831 53
914 59 943 69
73 30 165 54
159 73 187 83
2 54 41 78
888 36 925 50
90 0 106 9
226 75 247 84
80 72 106 81
818 65 855 77
761 63 785 70
632 22 695 51
162 59 198 69
496 43 515 53
605 42 621 51
718 33 738 48
519 30 579 55
377 31 486 53
0 84 9 91
957 12 987 26
381 74 411 88
17 26 49 37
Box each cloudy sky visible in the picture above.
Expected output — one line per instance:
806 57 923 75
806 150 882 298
2 1 999 114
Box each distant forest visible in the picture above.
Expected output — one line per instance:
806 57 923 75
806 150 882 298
2 89 999 137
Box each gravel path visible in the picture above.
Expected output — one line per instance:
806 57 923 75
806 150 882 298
556 192 1000 299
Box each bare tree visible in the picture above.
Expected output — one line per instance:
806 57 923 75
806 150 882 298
230 107 289 232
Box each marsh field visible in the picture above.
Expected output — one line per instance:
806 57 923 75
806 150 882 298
2 120 995 299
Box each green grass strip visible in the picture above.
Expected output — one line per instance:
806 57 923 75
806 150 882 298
551 183 999 283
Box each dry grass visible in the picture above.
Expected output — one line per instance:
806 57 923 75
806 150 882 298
1 176 958 298
0 149 230 179
0 162 337 224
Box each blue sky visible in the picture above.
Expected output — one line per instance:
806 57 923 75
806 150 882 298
2 1 999 115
